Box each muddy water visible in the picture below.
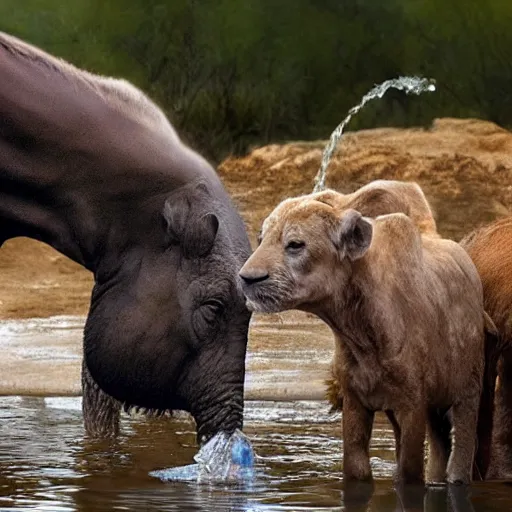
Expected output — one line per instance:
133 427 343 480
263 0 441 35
1 399 512 511
2 317 512 510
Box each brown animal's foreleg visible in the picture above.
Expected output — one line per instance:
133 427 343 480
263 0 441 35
487 349 512 479
447 394 480 485
343 393 374 481
395 408 427 485
82 359 121 437
426 408 451 483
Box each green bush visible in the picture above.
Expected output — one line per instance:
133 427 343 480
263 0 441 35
2 0 512 162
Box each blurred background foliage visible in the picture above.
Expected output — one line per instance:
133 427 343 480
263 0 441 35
1 0 512 161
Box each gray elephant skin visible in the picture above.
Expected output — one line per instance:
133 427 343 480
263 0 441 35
0 32 252 443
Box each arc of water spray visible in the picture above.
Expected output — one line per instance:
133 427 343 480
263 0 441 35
313 76 436 193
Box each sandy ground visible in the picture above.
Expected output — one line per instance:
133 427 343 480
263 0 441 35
1 117 512 319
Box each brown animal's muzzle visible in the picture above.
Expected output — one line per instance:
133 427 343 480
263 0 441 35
238 262 269 309
239 267 269 286
238 258 293 313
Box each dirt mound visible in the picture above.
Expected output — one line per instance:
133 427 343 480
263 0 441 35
0 238 92 318
2 117 512 319
219 117 512 244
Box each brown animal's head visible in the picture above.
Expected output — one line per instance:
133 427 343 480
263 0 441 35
239 193 373 313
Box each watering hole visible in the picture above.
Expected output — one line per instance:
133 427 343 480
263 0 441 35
2 316 512 511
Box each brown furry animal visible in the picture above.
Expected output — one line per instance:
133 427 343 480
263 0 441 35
460 218 512 479
313 181 497 481
308 180 439 414
240 190 487 485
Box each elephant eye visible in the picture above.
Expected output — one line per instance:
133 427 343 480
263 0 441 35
193 299 225 342
201 299 225 323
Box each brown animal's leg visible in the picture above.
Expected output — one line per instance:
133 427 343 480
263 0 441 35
425 408 451 483
342 481 375 511
395 408 427 485
385 410 401 462
343 393 374 481
447 483 476 512
446 394 480 485
473 327 499 480
82 359 121 437
488 349 512 479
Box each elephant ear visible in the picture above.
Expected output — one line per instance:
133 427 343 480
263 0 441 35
163 182 220 259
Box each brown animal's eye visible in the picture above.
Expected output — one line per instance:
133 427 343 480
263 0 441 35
285 240 306 253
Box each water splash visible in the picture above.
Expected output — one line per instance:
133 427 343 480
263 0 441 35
149 429 255 484
312 76 436 193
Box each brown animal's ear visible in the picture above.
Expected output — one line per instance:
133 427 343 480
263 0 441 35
337 209 373 261
163 183 219 258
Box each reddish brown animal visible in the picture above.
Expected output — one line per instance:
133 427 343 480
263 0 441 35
461 218 512 479
240 187 489 485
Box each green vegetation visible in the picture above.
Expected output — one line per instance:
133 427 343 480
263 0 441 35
1 0 511 161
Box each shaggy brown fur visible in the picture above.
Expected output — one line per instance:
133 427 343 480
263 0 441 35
240 189 487 485
460 218 512 479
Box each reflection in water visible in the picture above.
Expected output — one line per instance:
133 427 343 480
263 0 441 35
1 398 512 510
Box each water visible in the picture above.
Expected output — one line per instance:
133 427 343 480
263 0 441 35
2 315 512 510
150 429 255 483
313 76 436 193
1 398 512 511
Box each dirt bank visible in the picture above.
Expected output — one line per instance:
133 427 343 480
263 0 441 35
219 117 512 243
2 117 512 319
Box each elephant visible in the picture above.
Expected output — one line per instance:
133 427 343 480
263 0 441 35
0 31 252 444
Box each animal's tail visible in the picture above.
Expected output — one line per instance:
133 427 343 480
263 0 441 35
473 311 501 480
